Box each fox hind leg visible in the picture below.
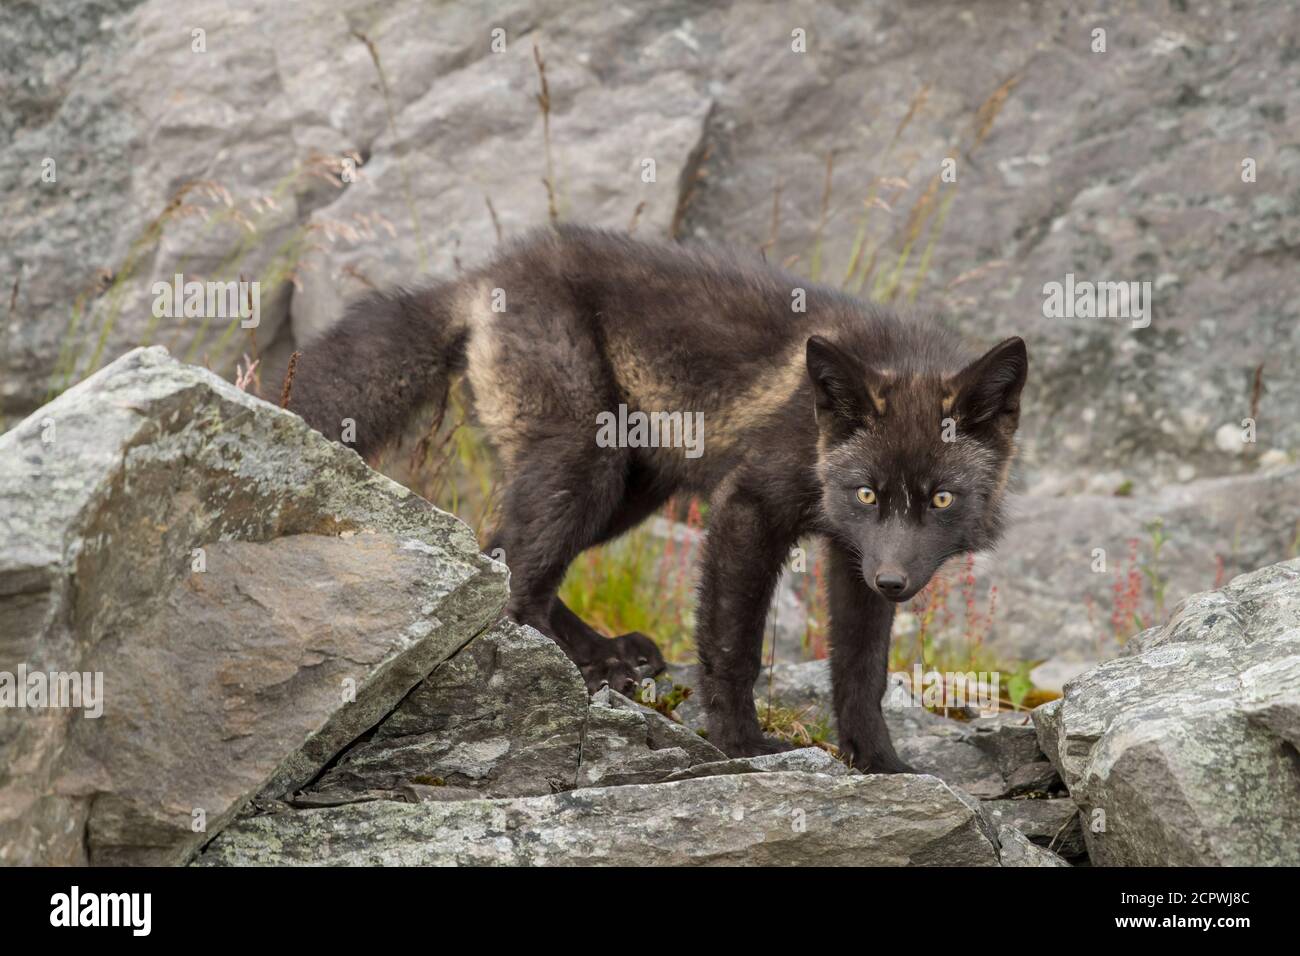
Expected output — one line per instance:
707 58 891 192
487 440 669 695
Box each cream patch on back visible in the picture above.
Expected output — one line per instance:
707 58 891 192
460 280 526 464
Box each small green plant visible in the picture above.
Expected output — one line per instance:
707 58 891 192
1005 660 1039 711
633 682 692 721
756 702 837 754
1140 518 1168 620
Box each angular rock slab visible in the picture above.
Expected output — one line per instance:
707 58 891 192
0 347 507 865
1034 559 1300 866
997 826 1070 868
576 687 725 787
195 771 998 866
981 798 1086 861
307 619 588 799
664 747 850 782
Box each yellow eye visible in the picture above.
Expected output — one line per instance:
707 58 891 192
855 487 877 505
932 491 954 509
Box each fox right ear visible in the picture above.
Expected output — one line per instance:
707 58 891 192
807 336 880 427
949 336 1028 428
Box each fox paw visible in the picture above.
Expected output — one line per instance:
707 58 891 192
610 630 666 679
856 754 918 775
717 733 797 759
579 655 640 697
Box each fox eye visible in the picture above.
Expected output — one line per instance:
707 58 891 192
931 491 954 509
855 486 877 506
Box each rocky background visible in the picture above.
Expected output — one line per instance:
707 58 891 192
3 0 1299 678
2 1 1299 865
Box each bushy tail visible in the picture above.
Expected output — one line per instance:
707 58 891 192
277 283 468 459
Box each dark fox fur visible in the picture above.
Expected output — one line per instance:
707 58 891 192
284 224 1027 772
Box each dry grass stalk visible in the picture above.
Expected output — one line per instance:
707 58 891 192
533 44 559 225
278 350 301 408
485 195 504 243
627 200 646 234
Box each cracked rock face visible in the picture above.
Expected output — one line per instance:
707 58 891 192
1034 559 1300 866
576 686 725 787
195 771 1000 867
305 619 589 800
0 348 508 865
997 825 1071 868
982 798 1086 861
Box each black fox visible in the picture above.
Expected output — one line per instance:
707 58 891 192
284 225 1027 772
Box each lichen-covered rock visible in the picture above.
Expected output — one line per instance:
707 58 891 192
575 687 725 787
305 619 587 800
968 712 1049 777
1034 559 1300 865
977 472 1300 665
981 798 1086 861
664 746 850 782
195 771 999 866
0 347 507 865
997 826 1071 867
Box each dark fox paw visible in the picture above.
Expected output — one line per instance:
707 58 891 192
857 754 918 775
610 630 666 679
580 655 640 697
716 732 797 759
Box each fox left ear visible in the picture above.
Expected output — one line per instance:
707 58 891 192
949 337 1028 427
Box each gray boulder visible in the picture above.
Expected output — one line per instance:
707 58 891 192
195 771 999 866
664 746 850 782
0 347 507 865
306 618 587 800
997 825 1071 868
1034 559 1300 865
576 687 725 787
981 798 1086 861
973 470 1300 665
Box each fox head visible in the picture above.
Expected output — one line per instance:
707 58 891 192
807 334 1027 603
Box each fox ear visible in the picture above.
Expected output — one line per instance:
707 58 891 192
949 337 1028 427
806 336 889 427
807 335 866 426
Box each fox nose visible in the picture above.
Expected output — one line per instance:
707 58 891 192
874 570 909 598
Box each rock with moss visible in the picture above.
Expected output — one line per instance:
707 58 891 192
1034 559 1300 865
0 347 507 865
195 771 999 866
